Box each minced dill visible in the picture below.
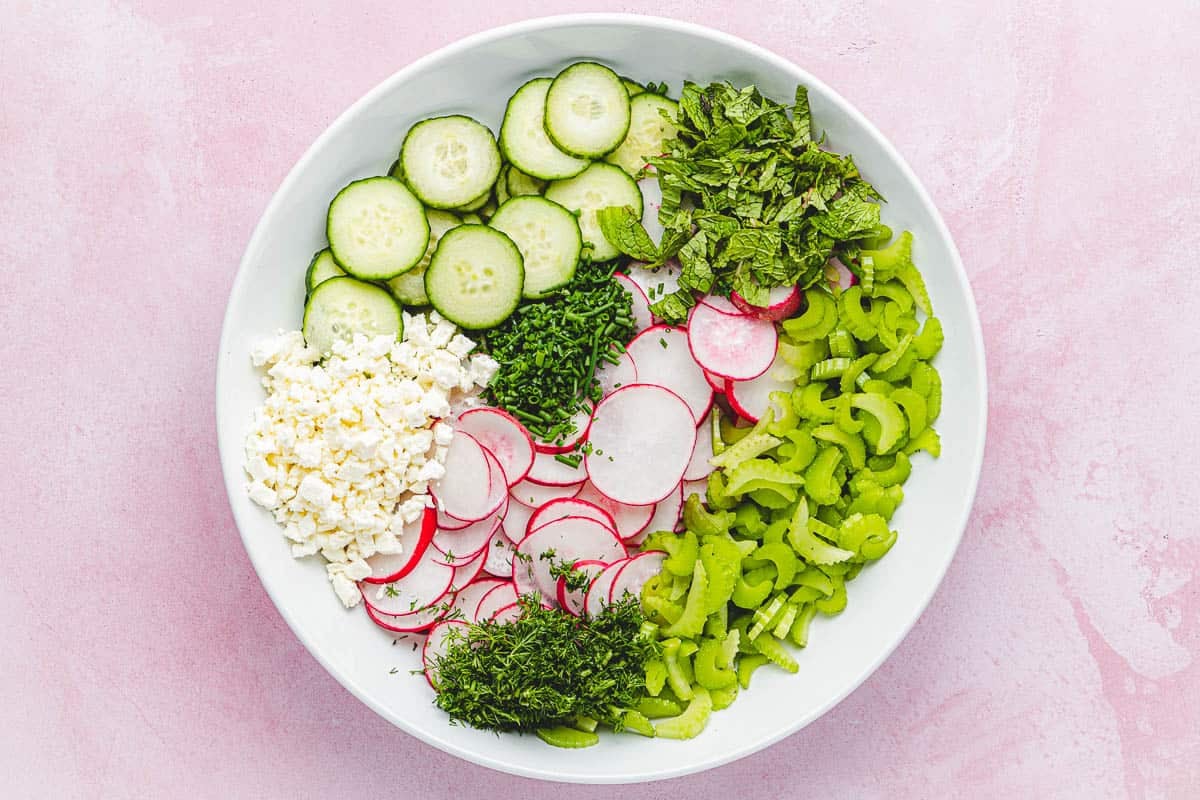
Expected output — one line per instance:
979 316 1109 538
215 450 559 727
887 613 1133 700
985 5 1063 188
481 259 636 446
430 596 658 733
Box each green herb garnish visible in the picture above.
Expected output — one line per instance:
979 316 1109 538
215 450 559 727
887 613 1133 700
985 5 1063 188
598 81 888 321
482 260 636 444
431 596 658 732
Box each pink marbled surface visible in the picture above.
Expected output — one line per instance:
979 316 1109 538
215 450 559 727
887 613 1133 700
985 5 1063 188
2 1 1198 797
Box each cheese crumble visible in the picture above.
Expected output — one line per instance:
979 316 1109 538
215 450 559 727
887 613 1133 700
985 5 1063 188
243 312 498 607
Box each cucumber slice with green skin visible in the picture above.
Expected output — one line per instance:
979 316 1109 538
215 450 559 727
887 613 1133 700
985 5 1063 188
489 196 581 299
621 77 644 96
401 115 501 209
477 197 498 222
606 93 680 176
305 248 345 294
460 212 483 225
506 166 546 197
544 62 631 158
544 162 643 262
326 177 429 280
425 225 524 330
499 78 589 181
495 165 512 205
387 210 460 306
456 188 491 213
303 276 404 356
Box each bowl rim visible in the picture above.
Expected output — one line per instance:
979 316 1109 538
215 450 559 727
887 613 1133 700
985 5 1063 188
216 11 988 784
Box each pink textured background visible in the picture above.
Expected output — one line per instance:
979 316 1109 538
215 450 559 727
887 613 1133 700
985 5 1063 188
2 2 1197 797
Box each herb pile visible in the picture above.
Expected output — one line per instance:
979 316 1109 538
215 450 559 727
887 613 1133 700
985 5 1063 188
431 596 658 733
600 81 889 323
482 260 636 445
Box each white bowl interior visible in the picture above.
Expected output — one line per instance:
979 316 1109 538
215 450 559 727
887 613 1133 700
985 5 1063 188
216 15 986 784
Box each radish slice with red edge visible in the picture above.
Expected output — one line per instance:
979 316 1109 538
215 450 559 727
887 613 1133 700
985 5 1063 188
624 325 713 421
574 483 653 541
584 560 628 617
557 559 609 616
455 407 533 486
451 577 506 621
527 497 617 536
363 506 437 584
631 482 684 546
614 273 654 332
703 369 726 393
500 499 534 542
432 500 505 564
450 546 488 587
683 411 716 481
509 478 582 508
608 551 667 605
532 404 594 454
697 294 743 316
516 516 626 603
431 432 501 522
360 548 455 617
435 507 472 531
474 581 518 621
830 257 855 288
422 619 469 687
365 600 446 633
585 383 697 506
624 260 681 312
682 478 709 504
525 448 588 487
687 302 778 381
483 532 518 578
490 602 522 624
731 284 802 321
724 348 804 423
595 346 639 397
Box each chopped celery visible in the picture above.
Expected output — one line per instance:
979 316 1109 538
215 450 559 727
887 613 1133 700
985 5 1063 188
536 726 599 748
653 687 713 740
737 654 770 689
637 696 683 718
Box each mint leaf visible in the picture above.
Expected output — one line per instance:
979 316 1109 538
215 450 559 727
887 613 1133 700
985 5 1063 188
596 206 658 262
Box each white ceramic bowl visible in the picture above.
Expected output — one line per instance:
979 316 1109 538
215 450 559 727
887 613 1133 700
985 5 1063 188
216 13 987 784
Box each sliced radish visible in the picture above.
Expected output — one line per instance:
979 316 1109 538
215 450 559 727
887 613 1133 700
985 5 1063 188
682 478 709 503
364 506 437 584
525 448 588 487
516 516 626 603
450 577 506 621
528 497 618 536
435 508 472 531
474 581 518 621
451 546 488 587
509 478 582 508
365 600 446 633
687 302 778 381
698 294 743 316
624 260 681 311
557 559 609 616
596 346 639 397
615 273 654 332
725 347 805 423
637 483 684 543
608 551 667 605
703 369 726 393
639 177 664 245
482 531 517 578
432 501 504 564
500 499 534 542
731 284 802 321
456 407 533 486
532 404 594 454
584 560 628 617
574 483 654 541
830 257 855 288
423 619 469 687
585 384 697 506
490 602 523 624
683 412 716 481
431 432 502 523
360 548 455 617
625 325 713 421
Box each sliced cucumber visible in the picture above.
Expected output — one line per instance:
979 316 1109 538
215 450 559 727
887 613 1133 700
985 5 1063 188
425 225 524 329
400 115 501 209
605 93 679 176
544 163 642 261
326 177 428 280
387 209 460 306
477 197 498 222
544 62 631 158
499 78 589 181
489 196 581 298
506 166 546 197
303 276 403 356
460 212 483 225
495 167 512 205
620 77 644 96
305 248 345 294
456 189 491 213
